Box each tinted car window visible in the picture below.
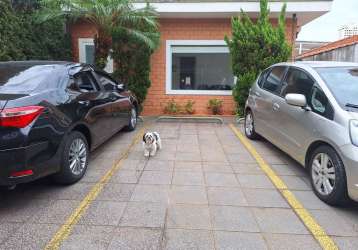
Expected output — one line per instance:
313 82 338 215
258 69 269 87
309 85 334 120
0 64 67 93
94 72 117 91
262 66 286 94
281 68 315 99
72 72 98 92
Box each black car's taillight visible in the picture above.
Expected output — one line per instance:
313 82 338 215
0 106 44 128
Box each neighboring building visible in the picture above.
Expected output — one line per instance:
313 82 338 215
338 23 358 39
295 41 329 57
296 35 358 62
70 0 332 116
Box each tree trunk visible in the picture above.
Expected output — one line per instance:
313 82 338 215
94 29 111 69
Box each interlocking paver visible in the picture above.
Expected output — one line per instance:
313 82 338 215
108 227 162 250
131 184 170 203
119 202 166 228
210 205 260 232
164 229 214 250
169 185 208 205
3 121 358 250
252 208 309 234
263 233 321 250
207 187 248 206
214 231 268 250
205 173 239 187
167 204 211 230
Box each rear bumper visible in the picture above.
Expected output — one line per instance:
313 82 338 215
0 142 52 186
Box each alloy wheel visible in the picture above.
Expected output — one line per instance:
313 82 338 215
245 112 254 136
311 153 336 196
130 108 137 128
68 138 87 175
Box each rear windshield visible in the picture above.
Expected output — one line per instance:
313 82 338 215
0 64 67 93
316 67 358 108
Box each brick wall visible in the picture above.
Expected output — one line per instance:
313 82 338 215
142 18 296 116
70 18 297 116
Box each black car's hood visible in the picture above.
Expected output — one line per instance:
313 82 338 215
0 93 29 111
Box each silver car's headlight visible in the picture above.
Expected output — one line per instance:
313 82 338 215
349 120 358 146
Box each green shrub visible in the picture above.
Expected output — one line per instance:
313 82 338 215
184 100 195 115
225 0 291 116
0 0 71 61
111 25 159 110
208 99 223 115
164 99 182 114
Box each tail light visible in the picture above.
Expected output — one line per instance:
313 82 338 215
0 106 44 128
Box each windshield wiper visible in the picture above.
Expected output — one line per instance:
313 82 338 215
345 103 358 109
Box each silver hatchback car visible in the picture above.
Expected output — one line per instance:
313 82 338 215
245 61 358 205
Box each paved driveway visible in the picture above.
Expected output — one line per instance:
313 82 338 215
0 119 358 250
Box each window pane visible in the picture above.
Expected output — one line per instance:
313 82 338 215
316 67 358 107
263 66 286 94
281 68 314 99
171 53 234 90
85 45 95 65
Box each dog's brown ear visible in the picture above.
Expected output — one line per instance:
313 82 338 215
143 133 146 142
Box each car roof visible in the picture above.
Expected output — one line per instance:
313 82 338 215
273 61 358 69
0 60 91 75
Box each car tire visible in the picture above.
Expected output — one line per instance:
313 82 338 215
308 145 349 206
244 110 259 140
124 107 137 132
53 131 89 184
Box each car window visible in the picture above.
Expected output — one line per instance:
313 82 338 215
309 85 334 120
262 66 286 94
257 69 269 87
71 72 99 92
281 68 315 100
94 72 117 91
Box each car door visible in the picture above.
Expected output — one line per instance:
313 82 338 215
93 71 132 133
69 71 114 147
274 68 333 161
254 66 287 146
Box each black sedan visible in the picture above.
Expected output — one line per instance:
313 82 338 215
0 61 139 186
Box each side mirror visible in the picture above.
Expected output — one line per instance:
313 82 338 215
285 93 307 108
116 83 125 91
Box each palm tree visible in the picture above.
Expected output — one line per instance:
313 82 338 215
39 0 159 69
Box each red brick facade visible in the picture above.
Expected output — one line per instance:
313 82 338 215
70 18 297 116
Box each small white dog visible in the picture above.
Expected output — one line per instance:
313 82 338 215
143 132 162 157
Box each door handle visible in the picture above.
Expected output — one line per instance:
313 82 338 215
78 100 90 106
273 103 280 111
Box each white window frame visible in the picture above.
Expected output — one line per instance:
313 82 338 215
166 40 234 95
78 38 113 73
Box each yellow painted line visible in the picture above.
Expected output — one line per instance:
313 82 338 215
229 124 338 250
44 125 147 250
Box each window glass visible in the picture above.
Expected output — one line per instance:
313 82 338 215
0 64 66 93
85 45 95 65
309 85 334 119
72 72 98 92
94 72 117 91
281 68 315 99
171 52 234 90
262 66 286 94
316 67 358 109
258 69 269 87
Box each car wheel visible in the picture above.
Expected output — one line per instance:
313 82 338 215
53 131 89 184
244 110 259 140
309 145 349 206
124 107 137 131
